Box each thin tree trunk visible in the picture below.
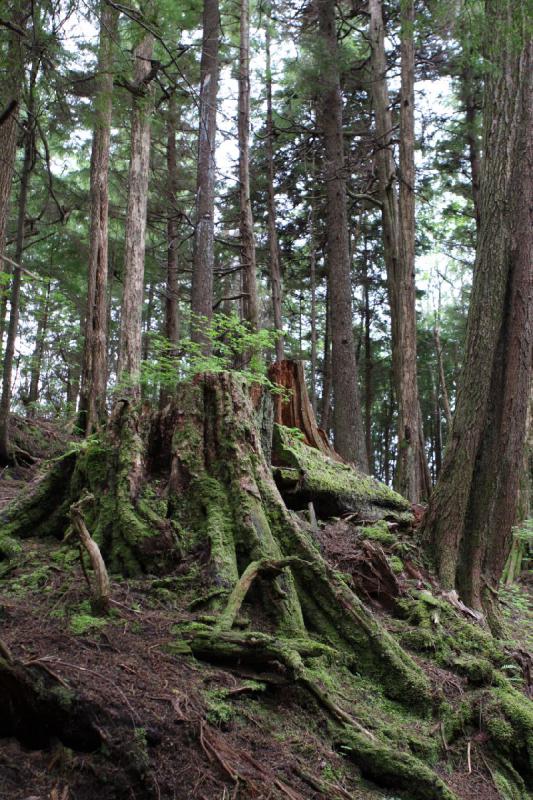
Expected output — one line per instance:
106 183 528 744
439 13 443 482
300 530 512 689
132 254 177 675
27 280 50 414
238 0 259 330
265 8 283 360
165 92 179 348
315 0 367 469
434 323 452 430
309 206 317 412
368 0 430 501
77 2 118 435
364 273 373 471
422 0 532 619
321 285 332 434
142 281 154 362
459 60 481 232
191 0 220 348
117 33 155 399
0 55 37 464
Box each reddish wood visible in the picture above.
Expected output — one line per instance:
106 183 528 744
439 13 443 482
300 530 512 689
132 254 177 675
268 360 341 461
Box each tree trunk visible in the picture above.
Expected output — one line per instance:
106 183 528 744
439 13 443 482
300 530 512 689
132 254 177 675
165 92 180 349
238 0 259 331
265 8 283 361
117 34 155 400
320 285 332 434
364 271 373 471
0 54 37 465
422 0 533 620
368 0 430 502
0 12 24 339
77 2 118 435
142 281 154 363
309 205 317 412
459 60 482 233
191 0 219 348
315 0 367 469
27 280 50 414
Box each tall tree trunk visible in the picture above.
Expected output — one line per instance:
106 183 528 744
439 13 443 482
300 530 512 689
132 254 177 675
191 0 219 348
321 285 332 434
27 280 50 414
265 7 283 360
364 272 373 471
0 54 37 464
142 281 154 363
368 0 430 501
459 61 482 233
434 323 453 430
315 0 367 469
0 10 25 364
309 206 317 412
117 34 155 399
165 92 179 348
238 0 259 330
422 0 532 621
77 2 118 435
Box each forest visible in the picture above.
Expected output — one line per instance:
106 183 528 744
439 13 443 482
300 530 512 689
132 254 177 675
0 0 531 798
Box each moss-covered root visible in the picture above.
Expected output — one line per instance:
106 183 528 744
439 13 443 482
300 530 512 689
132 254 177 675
483 685 533 782
0 452 76 542
185 627 456 800
338 730 458 800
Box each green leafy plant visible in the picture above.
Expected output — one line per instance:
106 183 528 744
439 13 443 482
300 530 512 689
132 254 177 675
137 313 284 398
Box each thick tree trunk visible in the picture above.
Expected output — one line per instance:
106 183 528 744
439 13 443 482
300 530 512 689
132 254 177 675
0 54 37 464
191 0 219 348
315 0 367 469
368 0 430 502
422 0 533 618
77 2 118 435
117 34 155 399
265 10 284 361
238 0 259 331
0 12 24 294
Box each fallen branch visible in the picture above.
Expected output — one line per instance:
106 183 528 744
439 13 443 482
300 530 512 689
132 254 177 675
68 493 110 615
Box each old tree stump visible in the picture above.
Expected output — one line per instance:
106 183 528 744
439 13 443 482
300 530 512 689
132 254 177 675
1 366 531 799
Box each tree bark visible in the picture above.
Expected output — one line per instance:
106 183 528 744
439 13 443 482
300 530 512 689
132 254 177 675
165 92 180 349
191 0 219 348
0 53 37 464
117 33 155 399
238 0 259 330
77 1 118 435
265 8 283 360
315 0 367 469
0 10 24 300
368 0 430 502
422 0 533 618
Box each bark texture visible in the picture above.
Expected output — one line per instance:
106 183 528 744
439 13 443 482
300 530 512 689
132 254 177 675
368 0 430 502
191 0 219 347
0 51 37 464
117 34 155 398
422 0 533 616
238 0 259 330
265 10 284 361
77 2 118 434
315 0 367 469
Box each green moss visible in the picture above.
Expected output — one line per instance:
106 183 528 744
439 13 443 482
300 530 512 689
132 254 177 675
0 531 21 559
273 424 412 518
484 686 533 778
359 521 396 546
451 656 494 685
69 613 109 635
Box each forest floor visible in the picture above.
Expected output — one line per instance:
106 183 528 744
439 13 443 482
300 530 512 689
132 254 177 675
0 416 531 800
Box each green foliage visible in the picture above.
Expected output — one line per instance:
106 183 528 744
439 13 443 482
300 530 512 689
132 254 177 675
138 314 283 398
